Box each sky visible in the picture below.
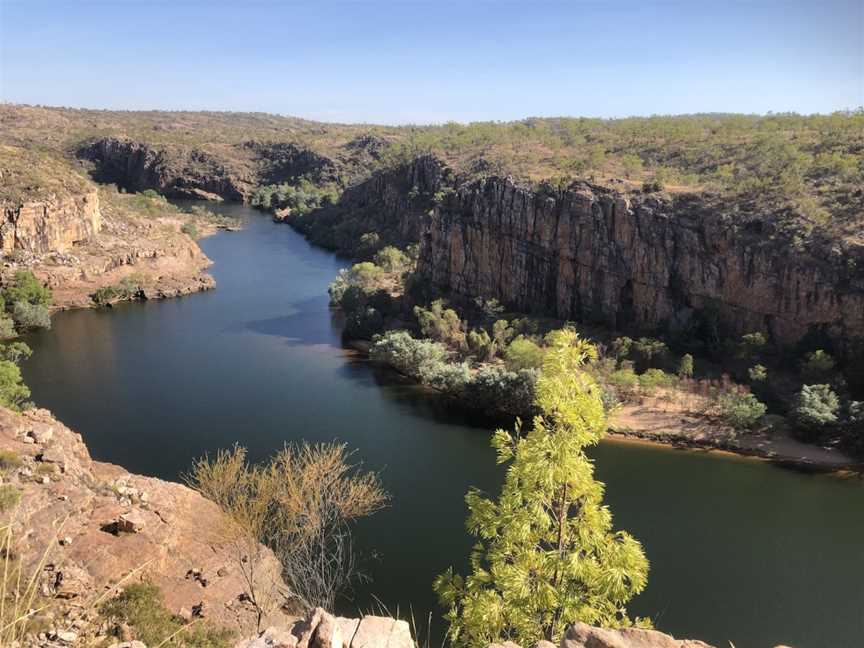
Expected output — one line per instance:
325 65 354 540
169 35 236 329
0 0 861 124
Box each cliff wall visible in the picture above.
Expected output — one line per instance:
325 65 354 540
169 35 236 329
418 175 864 348
1 189 101 254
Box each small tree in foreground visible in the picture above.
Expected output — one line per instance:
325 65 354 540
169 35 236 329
434 329 649 647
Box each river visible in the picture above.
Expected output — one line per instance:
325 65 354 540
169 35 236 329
20 203 864 648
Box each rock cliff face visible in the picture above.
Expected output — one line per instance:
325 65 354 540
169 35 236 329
81 138 253 201
1 189 101 254
418 175 864 348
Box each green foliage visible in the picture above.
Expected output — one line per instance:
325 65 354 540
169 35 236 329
467 329 494 362
637 368 675 393
181 221 199 238
610 336 633 360
328 262 387 304
793 384 840 432
370 330 449 379
0 316 15 340
505 336 545 371
717 391 767 429
737 332 768 359
11 302 50 330
677 353 694 379
632 338 667 370
415 300 465 349
251 178 338 215
91 274 145 306
463 366 539 417
435 329 649 646
0 360 31 411
373 246 410 273
2 271 51 308
801 349 836 382
100 582 233 648
748 364 768 382
0 485 21 512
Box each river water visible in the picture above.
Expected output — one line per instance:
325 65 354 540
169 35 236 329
20 203 864 647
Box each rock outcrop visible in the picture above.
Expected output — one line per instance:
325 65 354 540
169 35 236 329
81 138 253 202
1 189 101 254
418 174 864 348
239 611 725 648
0 406 290 643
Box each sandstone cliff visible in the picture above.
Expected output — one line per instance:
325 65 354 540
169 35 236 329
0 406 290 644
417 174 864 349
1 190 101 255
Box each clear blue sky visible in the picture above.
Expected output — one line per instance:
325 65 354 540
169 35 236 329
1 0 861 124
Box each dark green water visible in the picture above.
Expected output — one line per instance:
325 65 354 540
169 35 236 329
20 204 864 648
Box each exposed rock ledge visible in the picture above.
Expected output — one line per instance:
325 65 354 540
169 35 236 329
0 193 217 310
1 189 102 255
0 406 290 643
240 608 730 648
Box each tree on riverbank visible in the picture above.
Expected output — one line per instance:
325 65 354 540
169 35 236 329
434 329 649 647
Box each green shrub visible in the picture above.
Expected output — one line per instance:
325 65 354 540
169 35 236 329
11 302 50 330
504 336 545 371
793 384 840 432
415 300 465 348
344 306 384 340
801 349 836 381
0 316 15 340
677 353 694 378
638 368 675 392
0 360 31 411
92 286 119 305
181 222 199 238
0 485 21 512
464 366 538 417
748 364 768 382
373 246 409 273
2 271 51 308
718 391 767 429
370 330 449 379
417 360 471 394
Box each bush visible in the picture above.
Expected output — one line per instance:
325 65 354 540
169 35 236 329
504 336 544 371
2 271 51 308
0 450 22 471
0 360 30 411
464 366 539 417
793 384 840 432
418 360 471 394
101 582 233 648
415 300 465 349
181 222 199 238
638 368 675 392
373 246 409 273
0 316 14 340
370 330 449 379
801 349 836 381
677 353 694 378
344 306 384 339
748 364 768 382
0 485 20 512
11 302 50 330
718 391 767 429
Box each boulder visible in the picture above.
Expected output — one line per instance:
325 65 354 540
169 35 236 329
235 626 298 648
117 510 146 533
311 610 343 648
560 623 715 648
351 616 414 648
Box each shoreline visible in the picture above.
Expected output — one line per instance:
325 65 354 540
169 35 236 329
344 340 862 475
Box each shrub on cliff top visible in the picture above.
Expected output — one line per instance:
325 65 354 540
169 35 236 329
435 329 649 646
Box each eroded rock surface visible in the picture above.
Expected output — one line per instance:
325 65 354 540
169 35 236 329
418 175 864 348
1 189 101 255
0 407 289 643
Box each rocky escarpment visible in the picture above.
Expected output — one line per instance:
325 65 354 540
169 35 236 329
288 155 448 252
1 189 101 254
0 406 290 644
418 175 864 349
80 138 349 204
81 138 254 201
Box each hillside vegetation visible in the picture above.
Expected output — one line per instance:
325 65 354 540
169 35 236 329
2 104 862 239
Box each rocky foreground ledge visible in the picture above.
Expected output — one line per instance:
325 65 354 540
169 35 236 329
239 607 726 648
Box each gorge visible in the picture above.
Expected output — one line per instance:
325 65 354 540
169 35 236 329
18 202 864 648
